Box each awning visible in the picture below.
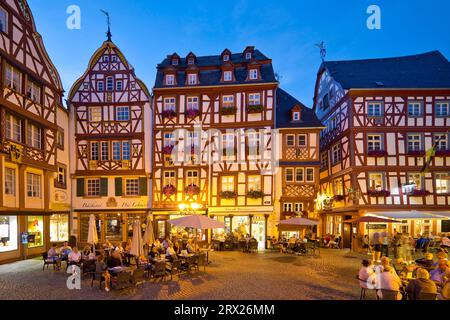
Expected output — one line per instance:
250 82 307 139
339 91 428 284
369 211 450 220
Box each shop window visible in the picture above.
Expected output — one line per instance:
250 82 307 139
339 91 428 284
105 213 122 242
0 216 18 253
232 216 250 237
80 214 101 243
50 214 69 242
414 220 431 236
127 214 144 238
27 216 44 248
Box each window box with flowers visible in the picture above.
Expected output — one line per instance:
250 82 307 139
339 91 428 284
162 110 177 120
246 104 264 114
407 189 431 197
185 109 201 119
407 150 425 157
247 190 264 199
367 190 391 197
185 184 200 196
220 106 237 116
162 185 176 197
163 145 175 155
333 194 345 202
367 150 388 157
435 149 450 157
220 191 237 199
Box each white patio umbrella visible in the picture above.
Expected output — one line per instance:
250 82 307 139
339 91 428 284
168 215 225 229
130 220 144 257
278 217 319 227
143 215 155 245
87 214 99 249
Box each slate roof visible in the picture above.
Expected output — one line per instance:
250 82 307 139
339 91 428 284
276 88 324 128
154 50 277 88
320 51 450 89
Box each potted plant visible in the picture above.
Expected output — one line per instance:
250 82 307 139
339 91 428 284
247 104 264 114
220 191 237 199
185 109 200 119
247 190 264 199
185 184 200 196
220 106 237 116
435 149 450 157
367 150 387 157
367 189 391 197
162 110 177 119
163 145 175 155
408 189 431 197
407 150 425 157
162 184 176 197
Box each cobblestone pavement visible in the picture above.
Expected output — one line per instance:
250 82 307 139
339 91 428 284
0 249 370 300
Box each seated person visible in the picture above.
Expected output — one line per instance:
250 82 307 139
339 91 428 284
107 250 123 268
82 245 92 257
430 260 450 287
149 245 159 259
378 256 397 275
415 252 434 269
186 239 197 253
358 259 376 289
432 251 448 269
59 241 72 257
95 254 111 292
406 268 437 300
441 236 450 249
166 244 178 262
68 247 81 265
47 243 61 269
377 266 403 300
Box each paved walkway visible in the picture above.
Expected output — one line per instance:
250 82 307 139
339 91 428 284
0 249 369 300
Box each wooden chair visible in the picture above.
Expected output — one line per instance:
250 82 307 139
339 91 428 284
186 255 198 272
114 272 131 290
196 254 207 272
42 253 57 271
131 269 145 287
150 261 167 281
167 259 183 280
91 271 106 289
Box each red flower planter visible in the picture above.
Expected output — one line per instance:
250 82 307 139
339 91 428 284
185 184 200 196
162 110 177 119
367 150 387 157
367 190 391 197
408 189 431 197
163 145 175 155
186 109 200 119
162 185 176 197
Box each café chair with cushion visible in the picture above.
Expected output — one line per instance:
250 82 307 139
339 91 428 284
42 253 57 271
131 269 145 287
150 261 167 281
195 253 207 272
166 259 183 280
91 272 106 289
114 272 132 290
82 259 96 276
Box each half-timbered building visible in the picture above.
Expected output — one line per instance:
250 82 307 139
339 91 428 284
68 38 151 246
0 0 70 263
313 51 450 249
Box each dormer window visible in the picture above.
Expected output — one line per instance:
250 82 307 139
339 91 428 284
246 52 252 60
224 71 233 82
188 58 195 65
172 59 178 66
249 69 258 80
293 112 300 121
223 55 230 62
103 56 109 62
165 74 175 86
187 74 198 85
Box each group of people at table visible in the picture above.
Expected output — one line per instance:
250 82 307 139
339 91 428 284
46 236 204 292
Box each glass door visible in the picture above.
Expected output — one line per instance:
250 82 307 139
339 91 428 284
251 218 266 249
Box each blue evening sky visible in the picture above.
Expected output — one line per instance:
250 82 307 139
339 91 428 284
28 0 450 107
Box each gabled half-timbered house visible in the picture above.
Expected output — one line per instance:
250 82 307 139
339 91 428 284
0 0 70 263
313 51 450 249
68 38 151 246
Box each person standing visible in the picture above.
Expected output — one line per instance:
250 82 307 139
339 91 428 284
381 231 389 258
371 232 381 263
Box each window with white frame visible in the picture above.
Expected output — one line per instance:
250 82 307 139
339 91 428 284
106 77 114 91
332 178 344 196
0 6 8 33
223 54 230 62
89 107 102 122
27 79 41 103
407 172 423 190
293 112 300 121
248 175 261 191
26 173 41 198
286 135 295 147
434 133 448 151
223 71 233 81
186 170 198 186
187 73 197 85
187 97 199 111
221 176 235 192
188 58 195 65
116 106 130 121
57 165 66 186
101 142 109 161
283 203 293 212
5 168 15 196
295 168 304 182
294 203 303 212
171 59 178 66
285 168 294 182
112 141 121 161
5 113 22 142
122 141 131 160
90 142 99 160
164 133 174 147
368 134 383 151
407 134 422 152
248 93 260 106
125 178 139 196
87 178 100 197
97 81 104 92
332 143 342 164
222 134 235 155
164 97 176 111
5 64 22 92
245 52 252 60
435 173 450 194
165 74 175 86
103 56 110 62
26 123 42 149
111 56 117 62
222 95 234 107
368 173 385 191
298 134 307 147
306 168 314 182
368 102 383 117
249 69 258 80
408 102 422 116
248 132 260 156
116 80 123 91
435 102 449 117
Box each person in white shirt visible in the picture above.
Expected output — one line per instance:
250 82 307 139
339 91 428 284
358 260 376 289
377 266 403 300
68 247 81 265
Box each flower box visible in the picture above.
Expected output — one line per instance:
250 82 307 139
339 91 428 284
333 195 345 202
246 104 264 114
162 110 177 119
185 109 201 119
220 106 237 116
435 149 450 157
163 145 175 155
408 189 431 197
162 184 176 197
247 190 264 199
407 150 425 157
367 190 391 197
185 184 200 196
367 150 387 157
220 191 237 199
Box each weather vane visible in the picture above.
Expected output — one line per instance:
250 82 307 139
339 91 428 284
315 41 326 62
100 10 112 41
